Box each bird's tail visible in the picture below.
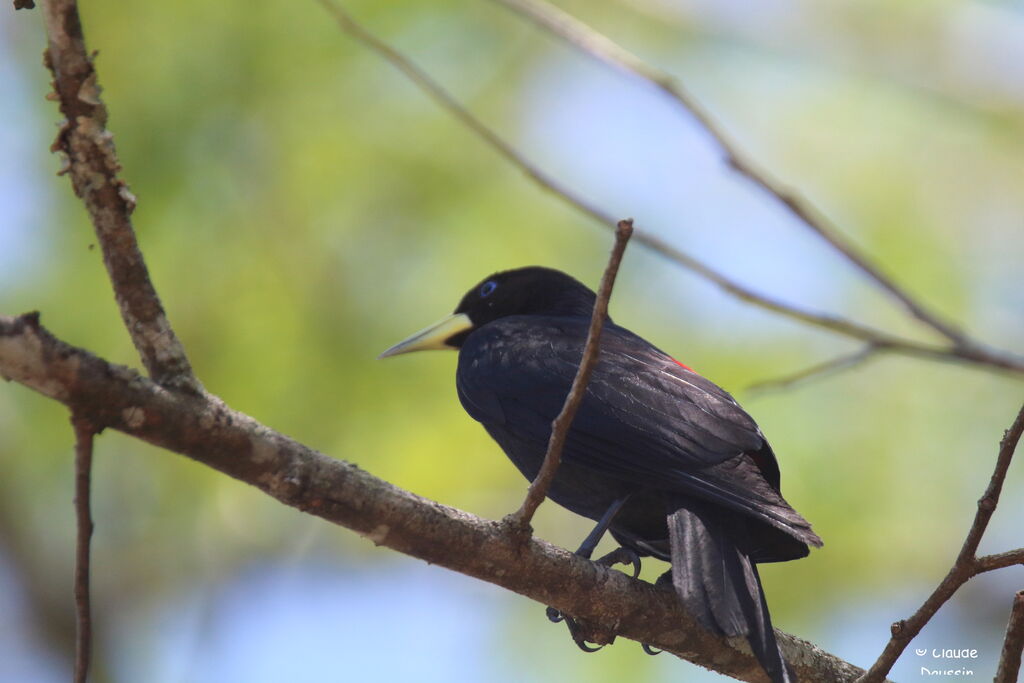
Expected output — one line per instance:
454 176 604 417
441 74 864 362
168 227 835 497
667 503 792 683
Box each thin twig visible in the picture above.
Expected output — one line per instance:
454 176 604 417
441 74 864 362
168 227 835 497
491 0 967 346
511 219 634 529
316 0 1024 377
996 591 1024 683
747 344 880 394
71 416 95 683
858 402 1024 683
956 406 1024 572
40 0 200 393
975 548 1024 574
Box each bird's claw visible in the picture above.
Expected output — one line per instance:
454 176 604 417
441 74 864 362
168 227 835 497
595 546 642 579
641 642 662 655
544 607 606 652
565 614 605 652
573 634 604 653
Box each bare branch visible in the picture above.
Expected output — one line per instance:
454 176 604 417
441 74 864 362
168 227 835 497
976 549 1024 575
0 312 873 683
747 345 880 394
961 408 1024 561
512 219 633 528
39 0 200 393
858 402 1024 682
996 591 1024 683
490 0 966 346
70 416 94 683
315 0 1024 378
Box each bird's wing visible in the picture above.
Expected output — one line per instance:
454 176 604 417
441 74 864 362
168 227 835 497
456 318 808 537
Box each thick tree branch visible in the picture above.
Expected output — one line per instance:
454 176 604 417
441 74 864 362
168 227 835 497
70 416 94 683
513 219 633 528
40 0 200 392
316 0 1024 378
858 402 1024 682
0 312 872 683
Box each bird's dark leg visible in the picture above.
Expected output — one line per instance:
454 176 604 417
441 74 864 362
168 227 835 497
574 496 642 577
548 497 642 652
574 496 629 559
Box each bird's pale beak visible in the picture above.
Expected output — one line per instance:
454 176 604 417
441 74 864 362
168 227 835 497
378 313 474 359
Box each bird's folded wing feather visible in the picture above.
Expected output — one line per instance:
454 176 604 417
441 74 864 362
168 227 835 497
456 319 805 534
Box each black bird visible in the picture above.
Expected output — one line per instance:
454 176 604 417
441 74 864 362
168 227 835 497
380 266 821 682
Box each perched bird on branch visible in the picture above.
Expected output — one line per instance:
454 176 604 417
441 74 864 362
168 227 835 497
381 266 821 682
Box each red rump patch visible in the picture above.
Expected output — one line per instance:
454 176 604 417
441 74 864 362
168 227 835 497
672 358 695 373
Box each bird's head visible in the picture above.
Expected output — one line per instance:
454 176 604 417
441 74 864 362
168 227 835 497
379 266 596 358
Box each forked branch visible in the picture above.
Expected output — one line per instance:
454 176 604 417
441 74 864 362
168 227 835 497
491 0 967 345
316 0 1024 378
858 403 1024 682
40 0 200 392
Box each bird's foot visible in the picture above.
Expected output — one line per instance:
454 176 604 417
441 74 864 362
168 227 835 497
594 546 642 579
544 546 640 651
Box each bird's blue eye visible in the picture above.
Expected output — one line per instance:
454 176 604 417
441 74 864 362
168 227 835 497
480 280 498 298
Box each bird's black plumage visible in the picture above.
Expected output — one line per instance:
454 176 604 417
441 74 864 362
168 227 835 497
384 266 821 682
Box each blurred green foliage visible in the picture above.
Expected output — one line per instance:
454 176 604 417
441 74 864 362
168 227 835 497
1 0 1023 681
